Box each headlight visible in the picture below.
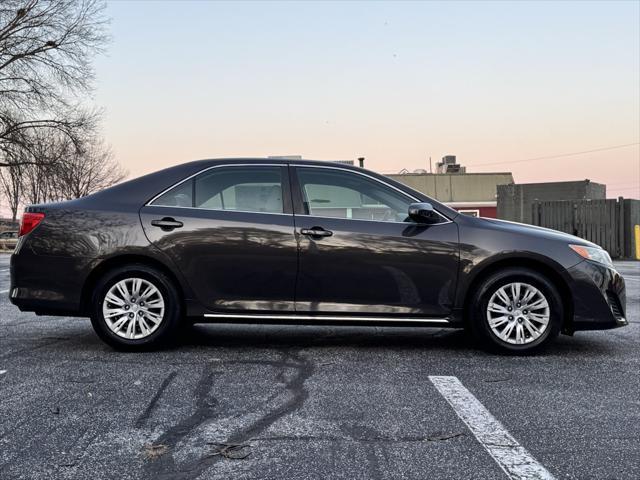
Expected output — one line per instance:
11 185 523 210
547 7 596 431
569 244 613 267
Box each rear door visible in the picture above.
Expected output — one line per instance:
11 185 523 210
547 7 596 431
139 164 298 313
291 165 459 317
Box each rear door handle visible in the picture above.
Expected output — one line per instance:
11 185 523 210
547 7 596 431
151 217 184 231
300 227 333 238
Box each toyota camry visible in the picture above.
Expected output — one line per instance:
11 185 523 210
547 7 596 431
9 158 627 353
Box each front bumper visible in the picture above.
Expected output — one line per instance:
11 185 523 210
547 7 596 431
566 260 627 331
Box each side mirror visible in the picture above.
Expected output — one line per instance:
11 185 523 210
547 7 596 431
408 202 440 224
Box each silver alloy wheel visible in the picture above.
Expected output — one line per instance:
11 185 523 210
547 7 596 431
486 282 550 345
102 278 165 340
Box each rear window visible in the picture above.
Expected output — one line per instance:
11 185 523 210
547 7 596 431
150 180 193 207
194 166 283 214
150 166 284 214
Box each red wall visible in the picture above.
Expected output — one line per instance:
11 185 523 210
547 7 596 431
452 206 497 218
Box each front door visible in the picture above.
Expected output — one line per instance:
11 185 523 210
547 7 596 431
291 166 459 317
140 164 298 313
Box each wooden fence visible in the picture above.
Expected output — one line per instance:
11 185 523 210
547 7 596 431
531 198 629 258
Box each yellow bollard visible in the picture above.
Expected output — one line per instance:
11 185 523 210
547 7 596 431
635 225 640 260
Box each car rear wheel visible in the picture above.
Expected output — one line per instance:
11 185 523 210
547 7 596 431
470 267 563 354
90 264 182 350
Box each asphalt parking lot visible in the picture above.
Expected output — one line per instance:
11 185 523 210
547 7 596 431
0 255 638 480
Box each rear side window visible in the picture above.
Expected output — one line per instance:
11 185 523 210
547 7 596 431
195 166 283 213
151 166 285 214
150 180 193 207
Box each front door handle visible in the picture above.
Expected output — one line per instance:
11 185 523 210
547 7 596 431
151 217 184 231
300 227 333 238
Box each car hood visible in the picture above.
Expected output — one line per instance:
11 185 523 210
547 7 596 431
477 217 599 247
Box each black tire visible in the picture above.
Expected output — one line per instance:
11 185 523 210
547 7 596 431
89 264 182 351
469 267 563 354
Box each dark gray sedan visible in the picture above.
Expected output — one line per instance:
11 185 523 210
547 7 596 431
9 159 626 353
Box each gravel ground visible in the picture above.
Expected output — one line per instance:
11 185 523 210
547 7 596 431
0 255 638 480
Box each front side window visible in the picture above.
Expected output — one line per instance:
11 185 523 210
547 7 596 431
151 166 284 214
296 167 413 222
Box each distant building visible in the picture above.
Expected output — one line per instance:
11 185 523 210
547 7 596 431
267 155 303 160
388 156 513 218
436 155 466 174
334 158 365 167
497 180 606 224
268 156 357 166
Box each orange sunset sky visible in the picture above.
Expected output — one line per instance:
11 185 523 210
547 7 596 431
93 1 639 198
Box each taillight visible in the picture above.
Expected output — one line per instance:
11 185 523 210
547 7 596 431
19 212 45 237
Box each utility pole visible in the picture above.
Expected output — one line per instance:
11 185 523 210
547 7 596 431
429 156 432 173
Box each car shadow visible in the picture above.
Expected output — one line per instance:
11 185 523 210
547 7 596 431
176 323 475 351
17 318 624 358
169 323 626 358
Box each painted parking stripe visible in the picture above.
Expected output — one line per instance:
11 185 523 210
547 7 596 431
429 376 555 480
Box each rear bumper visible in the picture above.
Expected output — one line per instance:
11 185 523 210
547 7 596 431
566 260 627 331
9 249 86 316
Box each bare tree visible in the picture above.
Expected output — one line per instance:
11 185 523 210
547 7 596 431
55 135 127 199
0 108 99 167
0 0 108 167
0 1 124 217
19 127 66 204
0 148 23 220
16 128 127 206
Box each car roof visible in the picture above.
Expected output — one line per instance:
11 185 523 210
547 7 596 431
192 157 362 169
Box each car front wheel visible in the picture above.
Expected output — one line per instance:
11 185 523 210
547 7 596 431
470 267 563 353
90 264 182 350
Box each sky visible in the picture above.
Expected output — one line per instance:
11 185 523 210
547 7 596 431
94 0 640 199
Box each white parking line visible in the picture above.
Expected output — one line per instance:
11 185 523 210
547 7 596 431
0 289 9 294
429 375 555 480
